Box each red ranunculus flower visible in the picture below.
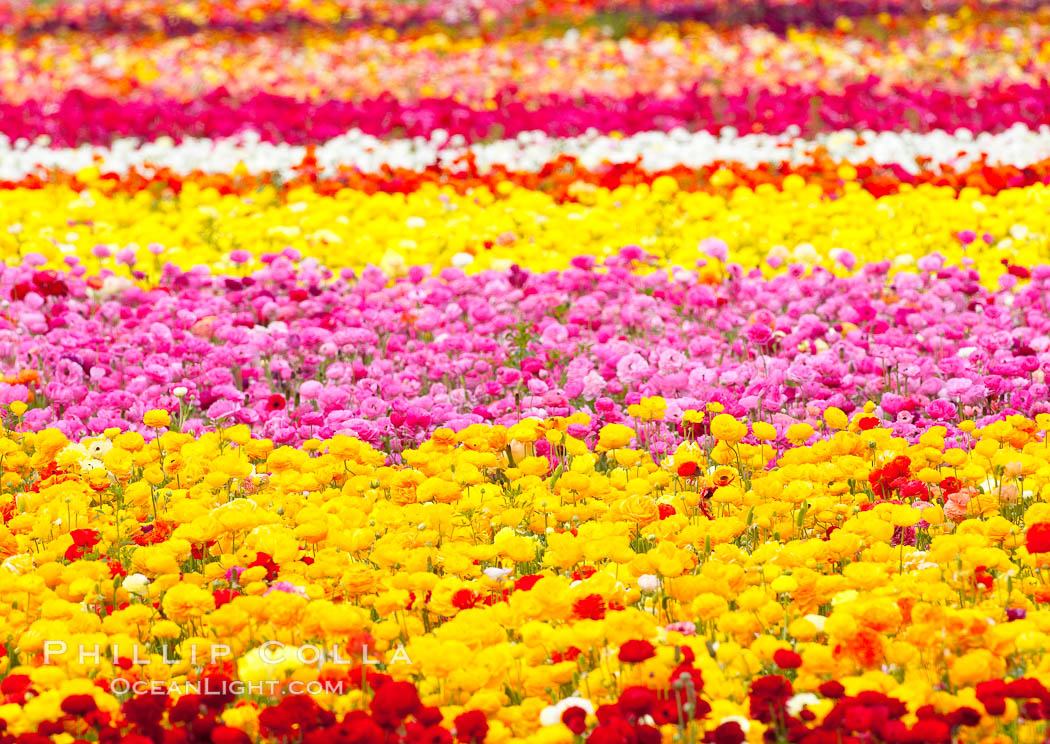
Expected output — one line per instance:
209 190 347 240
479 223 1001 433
617 640 656 663
899 480 930 502
308 710 385 744
1028 522 1050 553
514 575 543 592
12 734 52 744
561 706 588 735
211 726 252 744
248 551 279 581
652 699 682 726
635 724 661 744
70 528 100 547
818 681 845 698
676 461 698 478
121 692 167 726
1 674 31 701
669 663 704 697
617 686 655 716
858 415 880 431
11 283 32 302
908 719 951 743
749 675 793 723
260 695 334 736
773 648 803 669
572 566 597 581
707 721 746 744
417 725 453 744
213 589 240 608
369 680 422 726
199 673 237 710
587 719 635 744
452 589 479 610
453 710 488 743
257 707 295 738
1005 678 1047 698
949 707 982 728
168 695 203 724
416 707 444 727
572 594 606 621
60 693 97 716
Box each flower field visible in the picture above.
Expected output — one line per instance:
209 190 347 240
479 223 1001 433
7 2 1050 744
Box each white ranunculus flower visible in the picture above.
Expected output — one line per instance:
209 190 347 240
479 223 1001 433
787 693 821 718
451 252 474 269
638 574 661 592
718 716 750 733
122 573 151 598
87 438 112 458
12 127 1050 182
3 554 34 575
540 697 594 726
803 614 827 632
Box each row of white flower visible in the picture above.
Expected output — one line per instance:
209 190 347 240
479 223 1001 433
4 124 1049 181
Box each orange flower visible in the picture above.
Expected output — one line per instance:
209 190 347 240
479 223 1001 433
845 627 885 669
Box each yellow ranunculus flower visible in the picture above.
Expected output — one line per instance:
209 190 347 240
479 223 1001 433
597 423 635 450
710 414 747 443
143 410 172 428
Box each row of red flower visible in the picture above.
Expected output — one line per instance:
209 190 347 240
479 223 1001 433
5 642 1050 743
4 150 1047 204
